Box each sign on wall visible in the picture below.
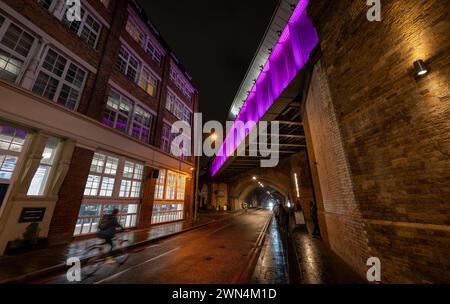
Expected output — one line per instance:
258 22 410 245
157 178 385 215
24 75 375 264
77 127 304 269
18 208 46 223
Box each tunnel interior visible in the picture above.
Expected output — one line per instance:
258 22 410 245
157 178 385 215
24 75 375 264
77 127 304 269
245 185 287 210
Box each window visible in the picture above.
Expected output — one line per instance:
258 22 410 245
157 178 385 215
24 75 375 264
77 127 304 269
0 125 27 181
145 41 162 66
154 169 166 200
75 151 144 236
36 0 55 10
138 68 158 97
61 6 101 49
166 90 192 123
160 123 171 154
32 48 87 110
99 0 109 8
102 89 154 143
152 170 187 224
74 203 138 236
131 106 152 143
0 18 35 82
177 175 186 200
169 65 194 101
102 90 132 133
165 171 176 200
116 47 139 82
119 161 144 198
126 19 146 47
84 152 119 197
27 137 59 196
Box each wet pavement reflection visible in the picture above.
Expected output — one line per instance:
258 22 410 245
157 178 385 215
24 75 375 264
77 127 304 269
251 218 289 284
293 225 364 284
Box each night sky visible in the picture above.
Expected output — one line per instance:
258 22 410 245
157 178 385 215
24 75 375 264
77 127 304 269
137 0 279 124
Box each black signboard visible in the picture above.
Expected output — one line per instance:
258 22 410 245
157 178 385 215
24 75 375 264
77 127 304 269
18 208 46 223
0 183 9 209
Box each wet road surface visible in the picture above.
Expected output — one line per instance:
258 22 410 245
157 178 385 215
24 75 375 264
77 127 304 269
45 209 273 284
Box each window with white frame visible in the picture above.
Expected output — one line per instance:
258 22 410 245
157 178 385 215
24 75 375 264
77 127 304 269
61 6 102 49
102 89 154 143
169 65 193 101
0 125 27 182
125 19 146 47
177 175 186 200
32 48 87 110
131 106 152 143
145 40 162 66
0 16 35 82
116 46 139 82
165 171 176 200
84 152 119 197
75 152 143 235
36 0 55 10
160 123 171 154
119 160 144 198
102 90 132 133
138 67 158 97
27 137 60 196
166 90 192 123
152 170 187 224
154 169 165 200
74 203 138 236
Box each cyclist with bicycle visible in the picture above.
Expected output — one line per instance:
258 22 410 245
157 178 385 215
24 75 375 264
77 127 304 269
97 209 124 262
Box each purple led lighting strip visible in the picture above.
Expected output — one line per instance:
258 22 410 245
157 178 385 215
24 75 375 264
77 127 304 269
210 0 319 176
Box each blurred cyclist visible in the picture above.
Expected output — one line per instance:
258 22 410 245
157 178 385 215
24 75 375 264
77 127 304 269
97 208 124 262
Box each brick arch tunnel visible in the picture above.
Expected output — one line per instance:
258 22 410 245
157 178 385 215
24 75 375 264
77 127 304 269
227 170 290 210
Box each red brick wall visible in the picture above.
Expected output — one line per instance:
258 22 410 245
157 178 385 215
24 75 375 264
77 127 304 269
307 0 450 282
137 166 156 229
48 147 94 245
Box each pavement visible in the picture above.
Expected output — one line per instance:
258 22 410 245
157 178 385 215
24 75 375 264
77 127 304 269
0 210 241 284
292 220 365 284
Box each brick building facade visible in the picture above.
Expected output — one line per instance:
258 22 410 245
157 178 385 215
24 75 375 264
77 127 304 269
305 0 449 283
0 0 199 253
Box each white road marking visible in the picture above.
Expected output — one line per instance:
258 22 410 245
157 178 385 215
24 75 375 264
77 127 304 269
94 247 180 284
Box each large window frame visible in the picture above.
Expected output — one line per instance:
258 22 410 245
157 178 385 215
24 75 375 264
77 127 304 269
125 16 163 67
60 5 102 49
102 88 154 144
169 65 194 101
138 67 158 97
152 169 187 224
75 151 145 236
32 47 87 111
27 136 60 196
0 14 36 83
0 125 28 183
166 90 192 123
116 46 139 82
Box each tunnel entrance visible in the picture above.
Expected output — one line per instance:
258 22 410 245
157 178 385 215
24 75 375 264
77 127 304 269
245 185 286 210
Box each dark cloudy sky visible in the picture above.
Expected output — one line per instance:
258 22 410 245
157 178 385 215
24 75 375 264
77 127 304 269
136 0 278 123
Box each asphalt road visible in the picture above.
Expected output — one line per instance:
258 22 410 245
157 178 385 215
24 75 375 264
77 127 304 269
45 209 272 284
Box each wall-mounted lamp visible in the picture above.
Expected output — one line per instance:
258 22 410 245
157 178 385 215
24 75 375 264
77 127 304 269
252 176 257 180
413 60 430 77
